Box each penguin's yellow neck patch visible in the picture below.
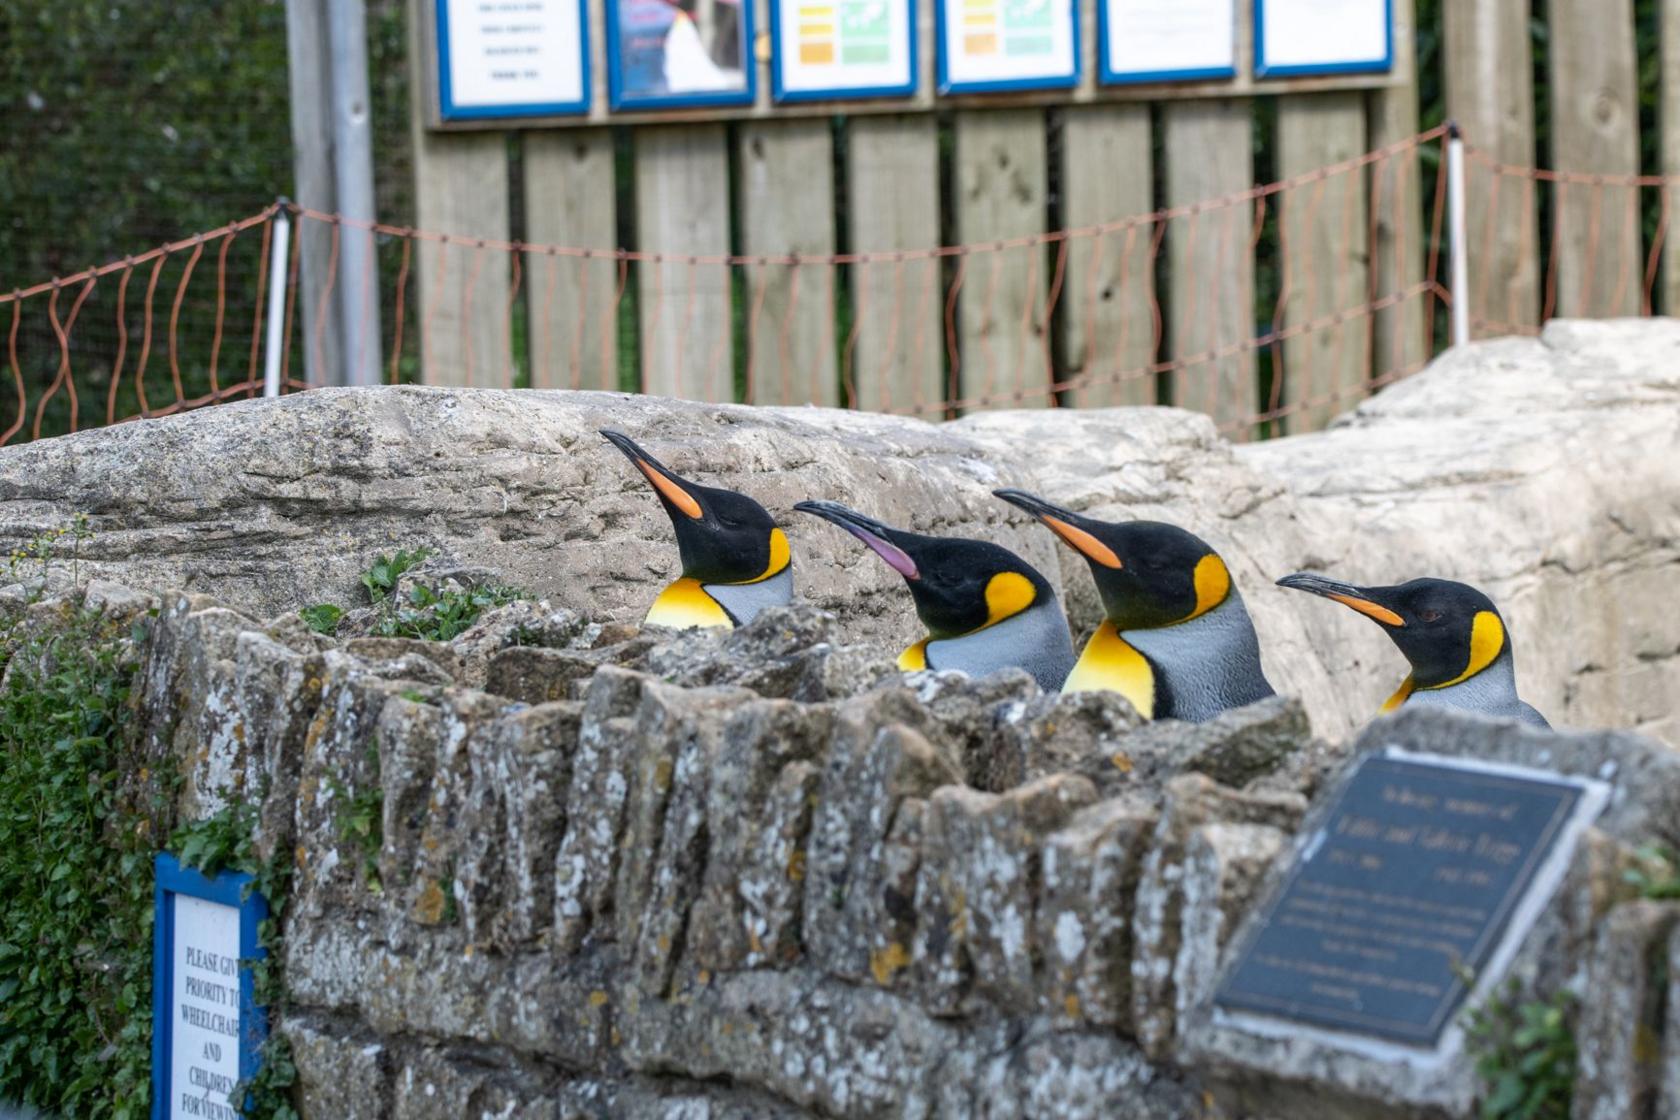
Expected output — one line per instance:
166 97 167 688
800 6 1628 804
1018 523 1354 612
898 638 930 671
729 528 791 585
984 571 1037 626
1420 610 1505 691
1185 554 1232 622
1381 674 1416 713
1063 621 1155 719
645 577 733 630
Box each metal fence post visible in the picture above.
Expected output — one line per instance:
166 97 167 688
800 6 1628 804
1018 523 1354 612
329 0 382 386
1446 121 1470 349
264 205 294 399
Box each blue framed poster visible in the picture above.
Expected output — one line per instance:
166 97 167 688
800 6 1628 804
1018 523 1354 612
1099 0 1236 86
1255 0 1393 78
771 0 917 103
151 854 268 1120
435 0 592 120
937 0 1078 94
607 0 758 109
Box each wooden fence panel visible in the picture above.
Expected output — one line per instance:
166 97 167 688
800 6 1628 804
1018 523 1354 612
524 129 619 390
953 109 1049 411
1546 0 1642 318
1060 104 1156 407
1443 0 1538 335
410 128 512 387
1278 93 1370 431
737 119 838 406
1164 100 1254 431
635 124 734 402
1368 0 1428 380
846 115 944 413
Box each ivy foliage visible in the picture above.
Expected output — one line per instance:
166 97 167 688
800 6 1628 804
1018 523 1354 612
0 600 154 1118
1466 983 1577 1120
300 546 528 642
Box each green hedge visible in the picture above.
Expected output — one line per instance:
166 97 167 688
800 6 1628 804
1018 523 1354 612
0 603 157 1118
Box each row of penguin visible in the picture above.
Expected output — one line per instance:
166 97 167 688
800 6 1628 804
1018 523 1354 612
601 429 1549 730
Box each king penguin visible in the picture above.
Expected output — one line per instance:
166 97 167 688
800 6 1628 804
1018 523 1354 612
993 489 1274 722
794 499 1076 692
1276 573 1549 728
601 429 792 629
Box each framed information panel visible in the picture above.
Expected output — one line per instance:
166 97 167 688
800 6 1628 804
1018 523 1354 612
772 0 917 102
607 0 758 109
1255 0 1392 78
937 0 1078 94
151 854 269 1120
1099 0 1235 85
435 0 591 119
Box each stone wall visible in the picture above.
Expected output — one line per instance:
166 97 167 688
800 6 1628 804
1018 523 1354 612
1 319 1676 742
107 584 1680 1120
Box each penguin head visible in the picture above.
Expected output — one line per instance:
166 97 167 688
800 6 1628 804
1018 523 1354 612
794 499 1054 640
993 489 1231 630
601 430 789 585
1275 573 1510 689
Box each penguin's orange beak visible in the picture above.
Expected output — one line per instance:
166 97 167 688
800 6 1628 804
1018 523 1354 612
601 430 704 520
993 489 1122 569
1276 573 1405 627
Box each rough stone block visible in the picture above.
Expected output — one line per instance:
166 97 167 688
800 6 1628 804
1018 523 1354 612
283 1013 392 1120
1572 900 1680 1120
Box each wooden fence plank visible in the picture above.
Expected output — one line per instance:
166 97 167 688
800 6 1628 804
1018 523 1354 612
1443 0 1538 334
953 109 1050 411
1059 104 1156 407
1663 0 1680 315
409 128 512 387
846 115 943 413
1277 93 1370 431
1546 0 1642 318
523 129 619 390
1164 99 1254 432
634 124 734 402
737 119 838 406
1367 0 1428 380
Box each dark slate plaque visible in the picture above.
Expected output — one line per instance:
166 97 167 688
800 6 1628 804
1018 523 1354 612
1214 753 1585 1047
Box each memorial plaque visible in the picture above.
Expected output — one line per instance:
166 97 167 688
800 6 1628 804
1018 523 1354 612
1215 752 1591 1047
152 854 268 1120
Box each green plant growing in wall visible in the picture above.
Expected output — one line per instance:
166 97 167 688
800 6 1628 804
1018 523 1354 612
1465 982 1577 1120
299 546 528 642
324 741 385 893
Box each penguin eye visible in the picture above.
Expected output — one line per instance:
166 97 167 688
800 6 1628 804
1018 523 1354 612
1418 608 1443 624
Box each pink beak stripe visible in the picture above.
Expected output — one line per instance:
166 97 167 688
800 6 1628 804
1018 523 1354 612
846 524 919 580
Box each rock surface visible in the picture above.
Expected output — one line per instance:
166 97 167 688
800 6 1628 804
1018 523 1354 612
0 321 1674 743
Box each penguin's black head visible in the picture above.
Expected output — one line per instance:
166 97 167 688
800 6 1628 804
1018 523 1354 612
794 499 1054 640
993 489 1232 630
601 430 789 586
1276 573 1510 688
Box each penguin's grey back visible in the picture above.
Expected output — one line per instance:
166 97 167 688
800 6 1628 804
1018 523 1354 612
1122 589 1274 722
705 566 795 626
1403 651 1549 728
926 598 1076 693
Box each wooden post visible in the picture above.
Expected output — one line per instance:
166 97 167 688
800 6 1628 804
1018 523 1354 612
634 124 735 402
846 115 943 414
737 119 839 406
953 109 1050 412
1546 0 1642 318
1443 0 1538 334
1368 0 1428 380
524 130 620 390
407 0 513 387
1277 93 1370 431
1059 104 1156 407
1164 99 1254 432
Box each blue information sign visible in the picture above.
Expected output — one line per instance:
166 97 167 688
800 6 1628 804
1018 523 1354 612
152 854 269 1120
